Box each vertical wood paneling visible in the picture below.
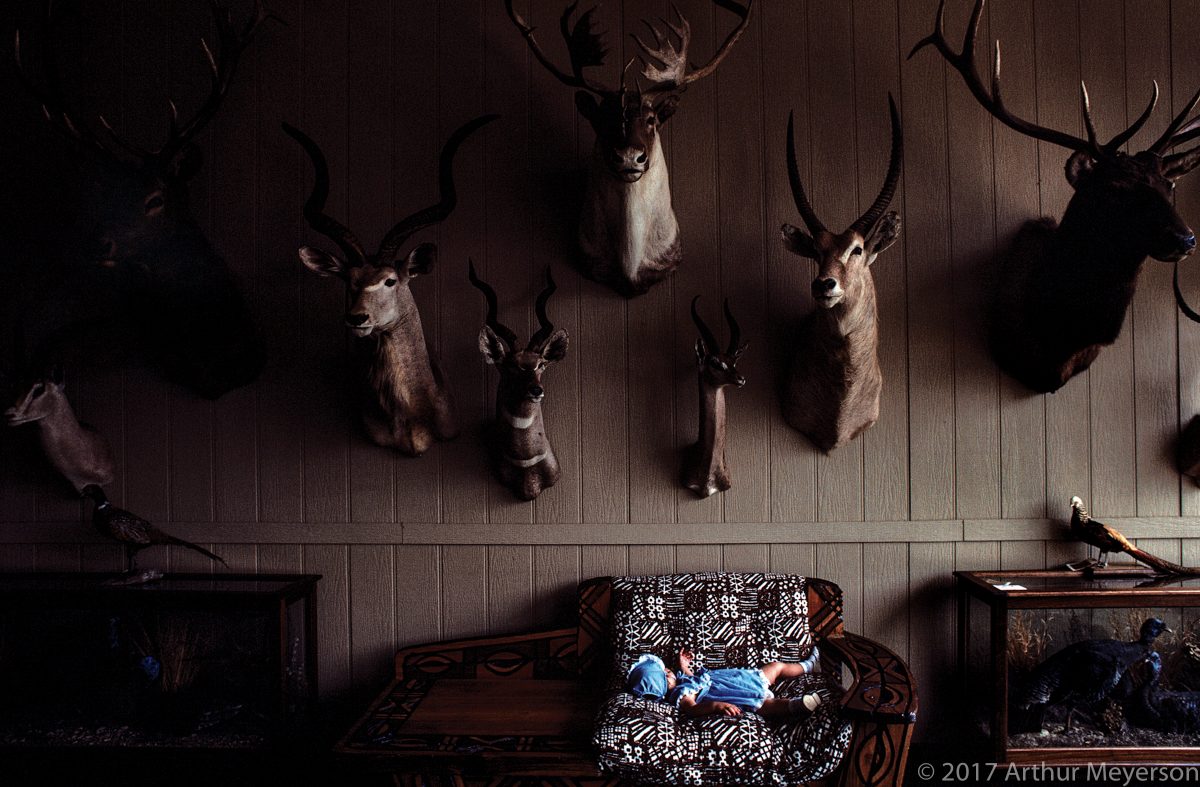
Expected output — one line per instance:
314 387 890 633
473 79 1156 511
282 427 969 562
862 542 908 655
817 543 864 634
675 544 723 573
0 545 36 571
441 545 488 638
396 545 441 646
1178 0 1200 517
628 545 674 577
721 544 769 573
582 545 628 579
488 545 533 633
350 544 395 689
533 545 580 628
770 544 816 577
304 544 351 699
908 542 954 739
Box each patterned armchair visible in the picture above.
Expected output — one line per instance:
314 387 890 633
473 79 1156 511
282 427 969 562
337 572 916 787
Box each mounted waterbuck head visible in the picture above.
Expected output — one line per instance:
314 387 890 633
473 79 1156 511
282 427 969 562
683 295 746 498
470 262 569 501
13 1 274 399
284 115 497 456
780 96 902 453
506 0 753 297
4 365 116 495
910 0 1200 393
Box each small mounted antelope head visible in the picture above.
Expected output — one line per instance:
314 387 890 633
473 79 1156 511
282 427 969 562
284 115 497 457
781 96 903 453
14 1 273 399
470 262 569 501
4 366 116 495
683 296 746 498
911 0 1200 393
506 0 753 297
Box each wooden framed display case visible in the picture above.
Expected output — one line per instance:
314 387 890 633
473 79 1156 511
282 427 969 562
956 567 1200 766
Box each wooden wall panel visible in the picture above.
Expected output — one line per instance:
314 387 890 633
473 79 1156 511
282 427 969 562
6 0 1200 745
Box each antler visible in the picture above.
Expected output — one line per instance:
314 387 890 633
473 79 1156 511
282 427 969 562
468 260 519 350
377 114 498 261
1151 86 1200 177
281 123 368 267
850 94 904 235
528 269 558 350
723 298 741 355
906 0 1159 157
505 0 609 94
785 110 826 235
691 296 719 355
633 0 753 93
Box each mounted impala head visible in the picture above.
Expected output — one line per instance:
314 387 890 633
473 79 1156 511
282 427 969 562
14 1 273 399
506 0 752 183
284 115 498 338
470 262 568 500
692 296 746 389
782 95 903 310
910 0 1200 264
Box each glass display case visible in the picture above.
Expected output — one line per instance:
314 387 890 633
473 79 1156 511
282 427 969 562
0 572 319 752
956 567 1200 766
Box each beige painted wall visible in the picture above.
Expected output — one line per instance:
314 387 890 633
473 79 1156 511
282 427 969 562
4 0 1200 740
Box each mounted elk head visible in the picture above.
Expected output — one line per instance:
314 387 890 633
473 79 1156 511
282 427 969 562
506 0 753 297
683 296 746 498
13 1 273 399
910 0 1200 393
4 365 116 495
284 115 497 457
470 262 569 501
780 96 903 453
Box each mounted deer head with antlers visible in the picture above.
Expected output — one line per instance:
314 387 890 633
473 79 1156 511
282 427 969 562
911 0 1200 393
781 96 903 453
285 115 497 457
506 0 753 297
13 1 273 399
683 296 746 498
470 263 569 501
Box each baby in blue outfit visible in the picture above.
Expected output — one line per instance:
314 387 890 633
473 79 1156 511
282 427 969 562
627 648 823 718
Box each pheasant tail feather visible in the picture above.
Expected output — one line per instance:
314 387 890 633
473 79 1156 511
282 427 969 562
167 536 228 567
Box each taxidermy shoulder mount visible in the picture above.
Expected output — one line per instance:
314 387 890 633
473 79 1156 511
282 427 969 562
284 114 498 457
683 296 747 498
506 0 753 297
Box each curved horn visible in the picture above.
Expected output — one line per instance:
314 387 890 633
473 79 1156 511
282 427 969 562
468 259 518 349
281 122 368 266
691 295 719 355
1104 81 1158 153
1176 262 1200 324
528 268 558 350
378 114 498 260
723 298 741 355
1151 85 1200 155
850 94 903 235
786 110 825 235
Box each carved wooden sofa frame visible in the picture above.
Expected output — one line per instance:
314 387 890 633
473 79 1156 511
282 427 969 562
336 575 917 786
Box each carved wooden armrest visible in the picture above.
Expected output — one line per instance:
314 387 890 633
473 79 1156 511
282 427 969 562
822 631 918 724
394 627 579 682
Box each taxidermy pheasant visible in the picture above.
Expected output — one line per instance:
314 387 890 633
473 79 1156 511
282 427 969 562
1016 617 1169 733
84 485 226 578
1068 496 1200 576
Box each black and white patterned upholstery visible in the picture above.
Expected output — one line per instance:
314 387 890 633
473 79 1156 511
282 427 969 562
592 573 853 786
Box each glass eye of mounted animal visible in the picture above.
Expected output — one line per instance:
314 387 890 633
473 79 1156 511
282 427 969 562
506 0 753 298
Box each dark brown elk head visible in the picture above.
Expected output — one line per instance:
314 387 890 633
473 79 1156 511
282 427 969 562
692 296 746 390
782 96 903 308
284 116 497 338
910 0 1200 265
506 0 752 183
13 1 273 399
470 263 569 409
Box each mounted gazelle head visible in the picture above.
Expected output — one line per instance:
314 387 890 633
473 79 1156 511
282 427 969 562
692 296 746 389
910 0 1200 264
506 0 752 183
471 262 569 409
285 116 498 338
782 95 903 309
14 1 273 399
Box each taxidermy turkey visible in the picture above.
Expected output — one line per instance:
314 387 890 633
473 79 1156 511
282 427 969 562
1069 496 1200 576
1014 617 1169 733
1124 651 1200 734
84 485 226 579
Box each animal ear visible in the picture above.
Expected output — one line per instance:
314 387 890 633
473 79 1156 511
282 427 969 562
780 223 818 259
1065 151 1096 186
1165 149 1200 180
479 325 510 366
405 243 437 277
165 143 204 182
575 91 601 128
540 328 569 363
733 342 748 359
49 363 65 386
299 246 348 279
653 94 680 124
866 211 902 262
